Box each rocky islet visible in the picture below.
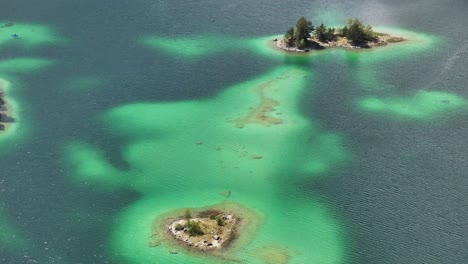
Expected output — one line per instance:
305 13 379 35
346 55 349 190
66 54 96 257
0 81 15 132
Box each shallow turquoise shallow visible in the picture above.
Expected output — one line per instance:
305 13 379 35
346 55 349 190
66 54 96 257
67 66 348 263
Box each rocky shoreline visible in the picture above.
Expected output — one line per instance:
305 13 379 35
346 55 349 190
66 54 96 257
163 210 240 252
274 32 405 53
150 203 262 259
0 81 15 132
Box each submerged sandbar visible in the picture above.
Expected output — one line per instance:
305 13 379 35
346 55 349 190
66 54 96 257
234 80 282 128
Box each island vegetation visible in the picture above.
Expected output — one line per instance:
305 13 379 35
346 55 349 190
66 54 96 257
278 17 404 52
150 203 261 258
0 80 15 132
163 208 240 252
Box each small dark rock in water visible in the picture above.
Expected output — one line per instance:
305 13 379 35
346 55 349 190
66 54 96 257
169 250 178 254
273 38 278 41
218 190 231 198
0 124 4 131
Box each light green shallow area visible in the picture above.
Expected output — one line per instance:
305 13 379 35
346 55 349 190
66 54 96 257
336 27 441 65
332 28 468 120
139 35 243 59
246 30 468 122
259 27 439 64
66 66 348 264
344 28 441 96
0 21 63 48
357 90 468 120
140 27 440 64
109 192 344 264
0 58 54 73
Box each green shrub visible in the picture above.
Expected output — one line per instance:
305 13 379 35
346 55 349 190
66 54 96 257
184 209 192 220
296 39 306 49
283 27 296 47
174 223 184 231
186 221 204 236
342 18 376 45
216 217 225 226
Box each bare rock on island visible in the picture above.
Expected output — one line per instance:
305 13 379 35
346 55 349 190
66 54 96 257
166 211 239 251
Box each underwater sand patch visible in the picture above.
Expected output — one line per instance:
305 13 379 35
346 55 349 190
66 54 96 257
234 80 283 128
251 244 291 264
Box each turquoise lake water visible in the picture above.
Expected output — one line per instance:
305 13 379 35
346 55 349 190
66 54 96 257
0 0 467 263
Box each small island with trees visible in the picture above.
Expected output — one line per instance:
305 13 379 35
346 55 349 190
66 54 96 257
276 17 404 52
151 203 261 257
165 208 239 251
0 79 15 133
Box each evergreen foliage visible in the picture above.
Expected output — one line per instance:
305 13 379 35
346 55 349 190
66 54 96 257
282 17 314 49
294 17 314 48
186 221 204 236
184 209 192 220
315 24 336 42
283 17 378 48
216 216 225 226
284 27 295 47
315 24 327 42
340 18 376 45
326 27 336 41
